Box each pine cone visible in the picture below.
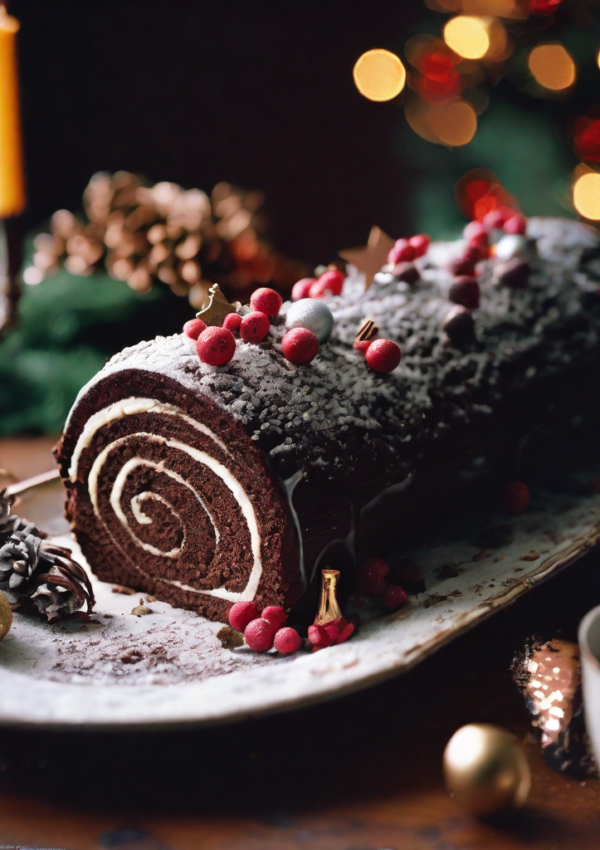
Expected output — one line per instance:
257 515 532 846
0 488 14 536
30 544 95 623
0 493 94 622
0 526 41 602
0 489 45 544
25 172 308 304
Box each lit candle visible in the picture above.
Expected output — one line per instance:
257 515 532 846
0 6 25 218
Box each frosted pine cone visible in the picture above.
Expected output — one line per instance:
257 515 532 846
0 489 43 543
0 488 13 533
0 526 41 604
30 544 95 623
0 491 94 621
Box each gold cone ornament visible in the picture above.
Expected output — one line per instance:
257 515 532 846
314 569 343 626
0 590 12 641
443 723 531 816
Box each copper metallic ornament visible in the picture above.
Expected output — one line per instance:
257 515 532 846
339 226 395 292
314 570 343 626
444 723 531 816
196 283 240 327
0 590 12 641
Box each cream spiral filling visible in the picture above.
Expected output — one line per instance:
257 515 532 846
70 398 263 602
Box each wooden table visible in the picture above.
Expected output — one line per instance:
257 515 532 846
1 437 599 850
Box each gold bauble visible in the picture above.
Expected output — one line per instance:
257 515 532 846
443 723 531 816
0 590 12 641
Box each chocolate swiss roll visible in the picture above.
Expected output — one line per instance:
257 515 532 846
55 217 600 621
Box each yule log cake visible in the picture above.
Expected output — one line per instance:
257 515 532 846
55 216 600 623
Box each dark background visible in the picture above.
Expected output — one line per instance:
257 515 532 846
5 0 600 437
12 0 423 265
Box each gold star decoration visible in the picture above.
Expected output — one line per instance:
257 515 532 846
196 283 241 327
338 226 395 292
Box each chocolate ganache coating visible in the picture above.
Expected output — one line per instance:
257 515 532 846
56 218 600 620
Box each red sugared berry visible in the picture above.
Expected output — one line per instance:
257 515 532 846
292 278 316 301
449 276 480 310
483 209 509 231
240 311 270 343
502 481 531 515
447 258 477 277
472 245 491 261
393 262 420 285
409 234 431 258
443 305 475 344
392 557 425 593
355 557 391 598
229 601 260 632
504 214 527 235
462 245 487 265
250 287 283 317
464 220 488 247
309 269 346 299
261 605 287 631
196 327 236 366
223 312 243 335
323 617 345 643
494 258 530 290
388 238 416 265
353 337 373 353
321 616 355 645
336 621 355 644
383 584 408 610
308 624 333 648
244 618 275 652
282 327 319 365
308 279 327 298
365 339 401 374
274 627 302 654
183 318 207 340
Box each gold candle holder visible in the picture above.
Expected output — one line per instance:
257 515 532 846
314 569 342 625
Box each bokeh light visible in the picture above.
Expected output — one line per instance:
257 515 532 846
353 49 406 102
455 169 519 220
406 36 464 104
596 47 600 71
530 0 565 15
444 16 491 60
426 0 522 14
485 18 509 61
528 44 576 91
429 100 478 146
467 0 519 14
405 94 440 144
573 172 600 220
573 110 600 164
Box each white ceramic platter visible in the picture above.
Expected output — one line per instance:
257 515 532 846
0 477 599 729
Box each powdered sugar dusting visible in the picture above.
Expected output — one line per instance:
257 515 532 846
2 538 273 686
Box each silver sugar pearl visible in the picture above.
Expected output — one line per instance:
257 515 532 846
495 234 528 262
285 299 334 343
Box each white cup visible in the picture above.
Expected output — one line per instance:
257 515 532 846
578 605 600 763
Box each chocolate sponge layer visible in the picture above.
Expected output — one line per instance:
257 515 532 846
56 368 302 622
